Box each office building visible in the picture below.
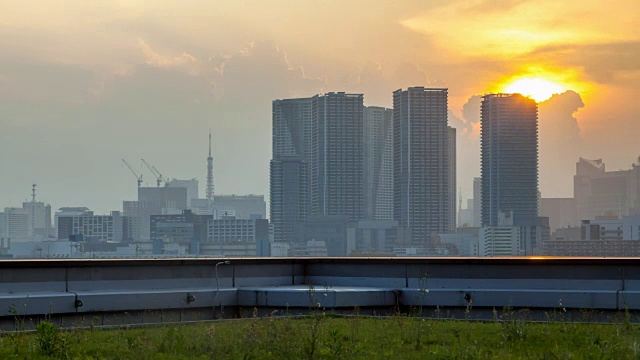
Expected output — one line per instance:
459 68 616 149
364 106 394 221
393 87 450 244
57 211 131 242
540 197 578 232
167 179 199 207
297 215 356 256
0 208 30 242
150 210 212 250
481 93 539 227
133 187 188 240
574 157 640 221
311 92 365 221
213 194 266 219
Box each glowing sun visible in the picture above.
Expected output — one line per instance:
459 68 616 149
503 78 564 102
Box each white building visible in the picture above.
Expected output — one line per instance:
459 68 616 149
22 201 53 240
439 232 479 256
581 216 640 241
479 226 523 256
0 208 30 242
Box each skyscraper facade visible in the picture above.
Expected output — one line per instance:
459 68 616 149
481 93 539 227
364 106 394 221
393 87 450 244
311 92 364 221
447 126 457 232
270 98 313 243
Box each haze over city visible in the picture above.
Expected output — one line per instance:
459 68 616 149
1 0 638 213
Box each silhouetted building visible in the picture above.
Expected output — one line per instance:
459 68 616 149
311 92 364 221
481 93 538 227
270 97 313 244
447 126 457 231
393 87 450 244
574 157 640 221
298 216 355 256
135 187 188 240
270 157 308 243
364 106 394 221
540 197 578 232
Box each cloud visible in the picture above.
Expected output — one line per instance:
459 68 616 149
525 41 640 85
538 90 585 197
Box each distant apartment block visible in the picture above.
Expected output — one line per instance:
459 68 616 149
447 126 457 231
574 157 640 221
270 157 308 243
393 87 450 244
311 92 365 221
0 208 30 242
364 106 394 221
270 97 313 244
481 93 539 227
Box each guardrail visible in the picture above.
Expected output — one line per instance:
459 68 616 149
0 257 638 328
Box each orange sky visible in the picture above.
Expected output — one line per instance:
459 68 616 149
0 0 638 211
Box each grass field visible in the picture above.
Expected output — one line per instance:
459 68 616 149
1 310 639 359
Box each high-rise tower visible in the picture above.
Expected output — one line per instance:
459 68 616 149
393 87 450 244
481 93 538 227
363 106 394 221
311 92 365 221
206 131 215 205
270 97 313 244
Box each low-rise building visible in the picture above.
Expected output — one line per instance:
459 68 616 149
57 211 132 242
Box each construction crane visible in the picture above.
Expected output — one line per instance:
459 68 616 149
141 159 166 187
122 159 143 188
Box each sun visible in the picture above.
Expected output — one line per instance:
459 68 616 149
503 78 564 102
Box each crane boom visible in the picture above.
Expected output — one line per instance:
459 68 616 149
141 159 166 187
122 159 143 188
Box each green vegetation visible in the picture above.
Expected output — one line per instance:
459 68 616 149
1 311 639 359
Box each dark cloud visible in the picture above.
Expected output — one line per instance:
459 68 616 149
461 95 482 124
526 41 640 84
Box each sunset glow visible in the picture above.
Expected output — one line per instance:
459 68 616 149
503 78 565 102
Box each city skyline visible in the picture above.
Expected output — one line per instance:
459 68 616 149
1 1 639 215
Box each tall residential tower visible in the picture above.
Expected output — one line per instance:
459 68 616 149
206 131 215 205
311 92 364 221
393 87 450 244
363 106 394 221
481 93 539 226
270 98 313 243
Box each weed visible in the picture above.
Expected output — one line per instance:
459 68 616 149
35 320 62 356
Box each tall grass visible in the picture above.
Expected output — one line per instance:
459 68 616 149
0 312 639 359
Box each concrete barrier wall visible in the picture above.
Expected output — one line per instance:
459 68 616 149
0 257 638 325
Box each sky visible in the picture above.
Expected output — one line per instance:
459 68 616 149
1 0 639 214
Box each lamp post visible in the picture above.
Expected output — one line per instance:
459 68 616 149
213 260 230 315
